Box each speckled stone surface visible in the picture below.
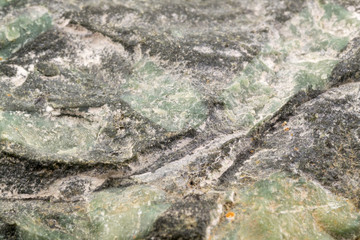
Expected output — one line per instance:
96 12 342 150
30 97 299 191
1 0 360 239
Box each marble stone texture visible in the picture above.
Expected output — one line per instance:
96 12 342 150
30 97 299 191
1 0 360 239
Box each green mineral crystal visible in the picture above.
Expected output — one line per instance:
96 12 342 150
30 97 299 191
15 205 92 240
294 60 339 91
2 185 169 240
17 215 82 240
121 60 208 132
0 6 52 60
88 185 170 240
0 110 97 158
212 173 360 240
0 0 13 8
0 0 22 8
221 2 360 130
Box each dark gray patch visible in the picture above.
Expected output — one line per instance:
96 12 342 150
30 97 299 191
329 37 360 86
146 194 217 240
36 62 60 77
0 218 16 240
0 64 17 77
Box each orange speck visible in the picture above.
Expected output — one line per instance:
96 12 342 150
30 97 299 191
284 127 290 132
0 57 2 61
294 147 299 151
250 149 254 153
225 211 235 220
291 133 293 136
281 121 287 127
7 94 11 97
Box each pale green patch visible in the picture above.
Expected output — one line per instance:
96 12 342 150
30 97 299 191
322 3 351 21
0 6 52 60
88 185 170 240
4 201 92 240
294 60 339 91
0 0 13 8
121 60 208 132
212 173 360 240
0 111 97 156
17 213 88 240
221 1 360 130
221 58 275 127
5 185 169 240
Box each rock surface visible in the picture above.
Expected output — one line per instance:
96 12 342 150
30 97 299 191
1 0 360 239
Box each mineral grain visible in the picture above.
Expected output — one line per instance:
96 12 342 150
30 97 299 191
1 0 360 239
